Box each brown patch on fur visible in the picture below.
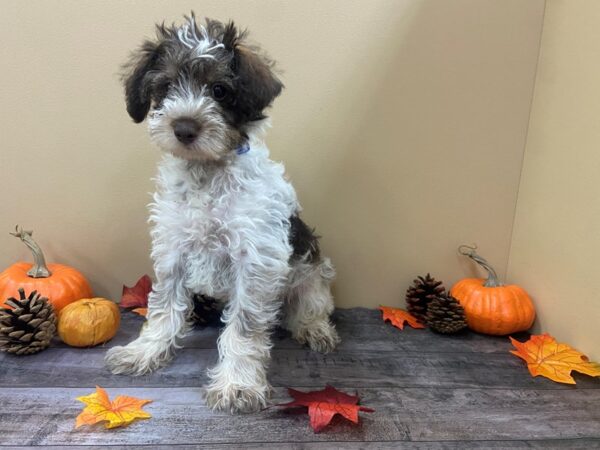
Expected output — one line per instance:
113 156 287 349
234 44 283 121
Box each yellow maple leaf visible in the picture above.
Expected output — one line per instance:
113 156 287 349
510 333 600 384
379 306 425 330
75 386 152 429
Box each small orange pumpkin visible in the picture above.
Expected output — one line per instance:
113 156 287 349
450 245 535 335
58 298 120 347
0 226 93 313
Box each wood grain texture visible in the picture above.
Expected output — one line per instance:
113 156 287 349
0 308 599 447
3 346 600 390
1 387 600 446
5 442 600 450
50 308 523 353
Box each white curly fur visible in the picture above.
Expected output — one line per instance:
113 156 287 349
105 129 339 413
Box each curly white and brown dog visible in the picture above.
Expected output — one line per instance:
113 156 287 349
105 14 340 414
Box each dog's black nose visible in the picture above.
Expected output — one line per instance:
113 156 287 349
172 118 200 145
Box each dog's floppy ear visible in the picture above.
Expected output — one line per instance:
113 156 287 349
223 22 283 122
123 41 160 123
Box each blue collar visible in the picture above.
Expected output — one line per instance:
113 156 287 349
236 142 250 155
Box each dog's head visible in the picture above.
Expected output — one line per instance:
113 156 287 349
123 14 283 162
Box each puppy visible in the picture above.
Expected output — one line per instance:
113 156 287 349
105 14 340 414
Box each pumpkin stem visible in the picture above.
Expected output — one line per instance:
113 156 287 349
9 225 52 278
458 244 503 287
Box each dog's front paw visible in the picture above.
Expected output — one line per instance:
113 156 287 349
105 341 171 376
105 345 150 375
204 380 271 414
296 321 341 354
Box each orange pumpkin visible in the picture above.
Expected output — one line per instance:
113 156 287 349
0 226 92 313
450 245 535 335
58 298 120 347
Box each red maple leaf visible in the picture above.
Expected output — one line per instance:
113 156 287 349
278 385 374 432
120 275 152 309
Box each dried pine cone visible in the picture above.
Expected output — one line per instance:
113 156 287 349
405 274 446 323
0 288 56 355
426 293 468 334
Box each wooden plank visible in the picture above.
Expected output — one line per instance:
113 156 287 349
50 308 529 354
3 345 600 390
332 308 528 354
0 387 599 446
5 440 600 449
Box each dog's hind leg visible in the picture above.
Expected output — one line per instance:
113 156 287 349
283 257 340 353
105 269 192 375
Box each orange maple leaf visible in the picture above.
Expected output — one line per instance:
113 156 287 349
510 333 600 384
132 307 148 317
75 386 152 429
278 385 374 432
379 306 425 330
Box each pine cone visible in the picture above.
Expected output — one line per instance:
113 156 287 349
190 294 222 326
0 288 56 355
405 274 445 323
426 293 468 334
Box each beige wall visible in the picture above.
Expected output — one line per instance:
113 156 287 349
507 0 600 360
1 1 544 309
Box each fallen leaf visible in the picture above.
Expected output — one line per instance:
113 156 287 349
278 385 374 432
379 306 425 330
75 386 152 429
132 307 148 317
120 275 152 309
510 333 600 384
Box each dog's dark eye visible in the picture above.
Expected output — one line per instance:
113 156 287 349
212 84 228 101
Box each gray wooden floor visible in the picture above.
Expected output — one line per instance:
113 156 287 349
1 308 599 449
